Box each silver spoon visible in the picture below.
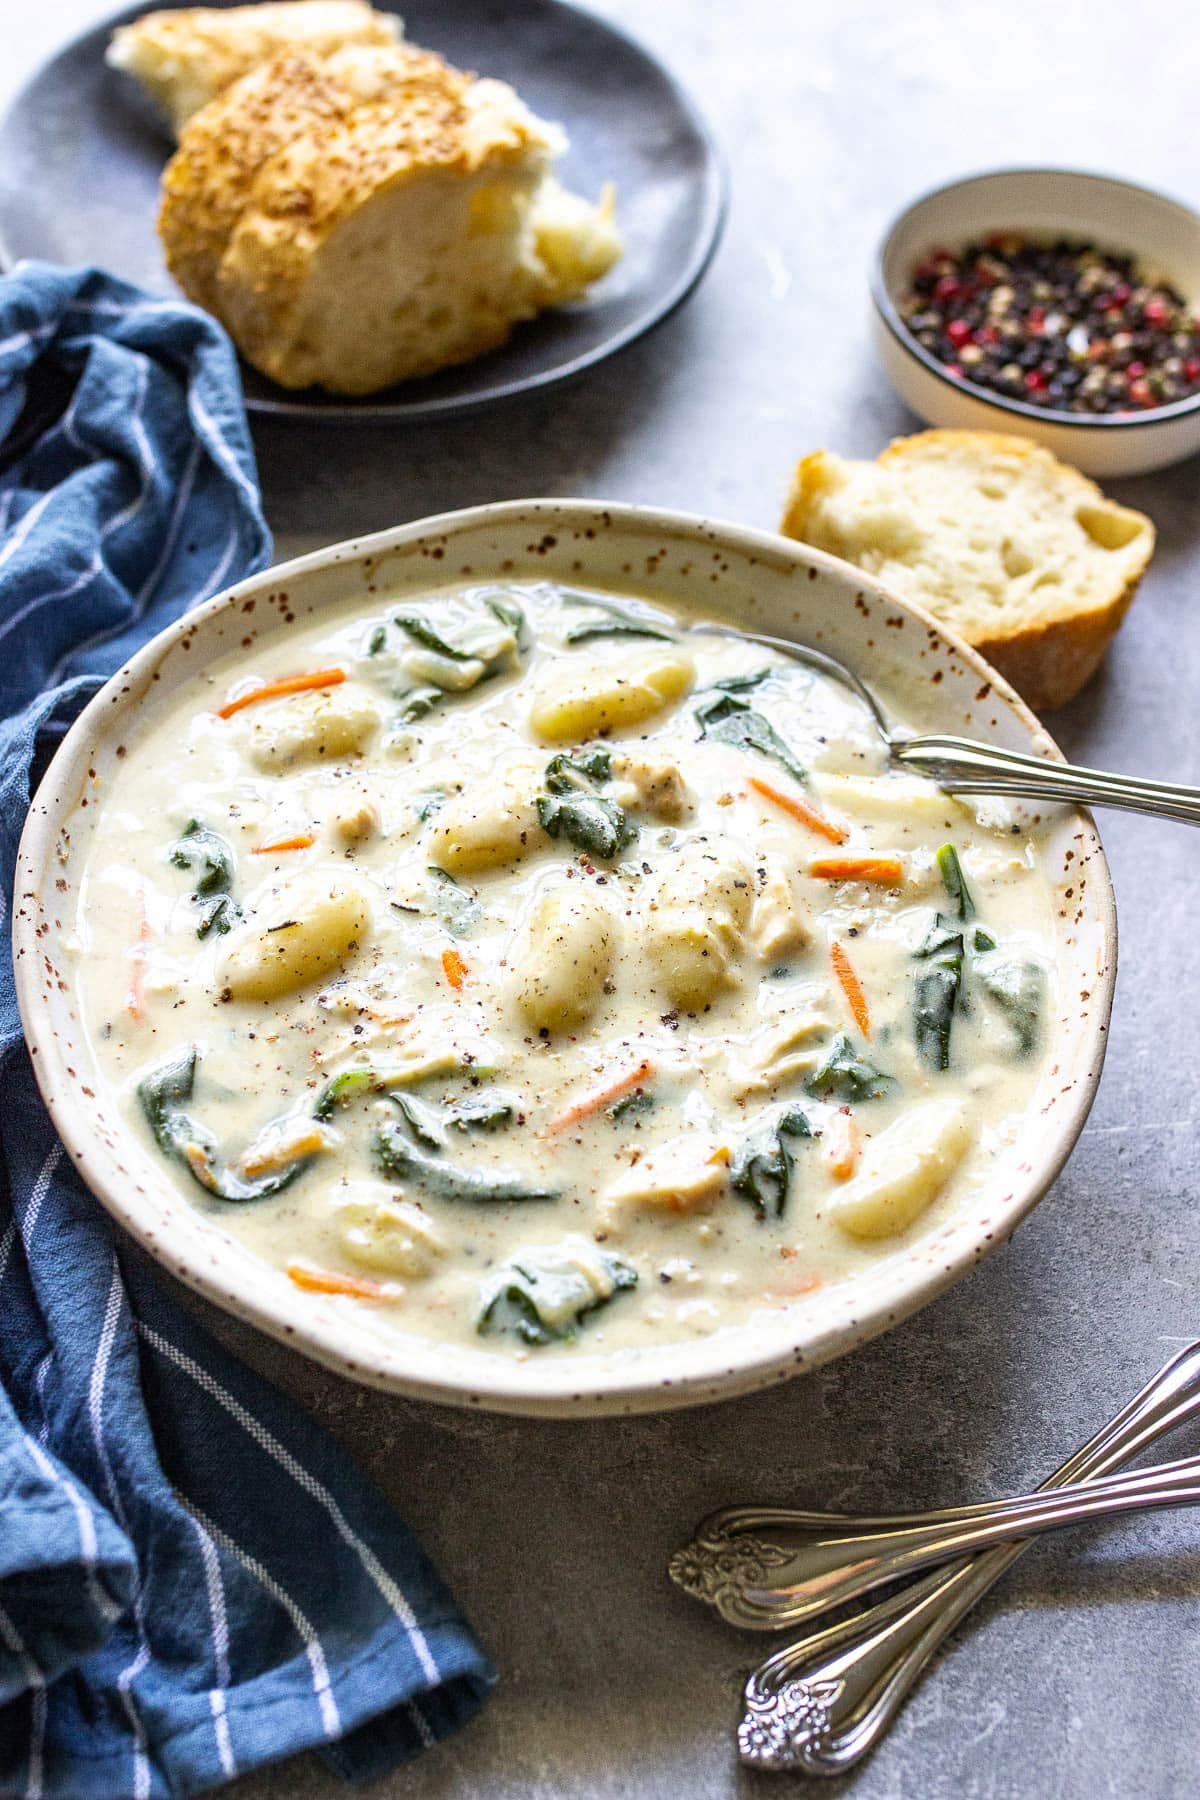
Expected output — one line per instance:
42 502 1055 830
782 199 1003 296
669 1337 1200 1773
697 624 1200 826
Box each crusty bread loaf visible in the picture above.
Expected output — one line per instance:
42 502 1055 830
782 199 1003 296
106 0 402 137
780 431 1155 711
157 43 621 395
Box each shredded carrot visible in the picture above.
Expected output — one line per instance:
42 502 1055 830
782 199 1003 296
441 948 468 992
548 1059 655 1132
287 1260 399 1301
252 832 315 855
747 775 847 844
763 1271 824 1303
810 856 904 885
831 941 871 1038
125 892 152 1020
365 1009 412 1029
824 1111 862 1181
216 667 346 720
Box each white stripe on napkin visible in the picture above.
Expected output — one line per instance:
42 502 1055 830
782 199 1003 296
136 1322 442 1689
91 1264 152 1800
185 1511 238 1780
182 1500 340 1740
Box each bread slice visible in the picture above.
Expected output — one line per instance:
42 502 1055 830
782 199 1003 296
157 43 622 395
780 431 1155 711
107 0 402 138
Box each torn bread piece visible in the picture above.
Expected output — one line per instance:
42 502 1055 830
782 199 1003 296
157 43 622 394
781 431 1154 711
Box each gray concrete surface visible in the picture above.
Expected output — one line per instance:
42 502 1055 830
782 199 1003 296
10 2 1200 1795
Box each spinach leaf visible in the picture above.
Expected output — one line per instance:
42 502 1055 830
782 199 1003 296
373 1118 558 1203
976 954 1044 1056
936 843 975 921
484 593 531 650
544 746 613 793
477 1246 637 1345
393 614 473 661
448 1093 516 1132
609 1087 654 1123
562 593 675 645
413 790 445 822
391 1093 446 1150
806 1034 896 1103
137 1047 313 1202
730 1107 814 1220
705 669 772 694
914 915 965 1072
169 820 241 938
312 1067 383 1121
694 693 806 784
397 687 442 725
428 866 482 937
537 792 636 860
366 624 388 656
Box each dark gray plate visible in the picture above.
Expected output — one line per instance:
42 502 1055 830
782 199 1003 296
0 0 725 421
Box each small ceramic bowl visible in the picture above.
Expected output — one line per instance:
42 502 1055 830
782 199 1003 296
14 501 1116 1416
871 167 1200 477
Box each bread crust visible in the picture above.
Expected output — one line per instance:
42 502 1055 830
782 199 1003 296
781 430 1155 712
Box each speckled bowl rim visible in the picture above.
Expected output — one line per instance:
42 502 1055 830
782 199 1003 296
870 164 1200 431
14 500 1116 1416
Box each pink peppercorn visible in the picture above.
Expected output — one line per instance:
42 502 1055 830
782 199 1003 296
945 319 973 347
1126 360 1146 379
1024 370 1048 392
1185 358 1200 382
1129 378 1153 405
1143 298 1170 326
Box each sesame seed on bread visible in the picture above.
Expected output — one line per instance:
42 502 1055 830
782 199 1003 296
780 430 1155 711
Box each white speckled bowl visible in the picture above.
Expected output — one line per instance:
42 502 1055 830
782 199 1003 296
14 501 1116 1416
872 167 1200 477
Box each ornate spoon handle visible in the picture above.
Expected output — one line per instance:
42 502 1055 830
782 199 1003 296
669 1337 1200 1772
677 1455 1200 1631
894 735 1200 826
735 1338 1200 1773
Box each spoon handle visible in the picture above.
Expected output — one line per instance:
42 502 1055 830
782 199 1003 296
692 1455 1200 1631
894 734 1200 826
670 1337 1200 1772
732 1340 1200 1773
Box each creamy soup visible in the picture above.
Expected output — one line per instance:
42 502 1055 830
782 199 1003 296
72 582 1054 1357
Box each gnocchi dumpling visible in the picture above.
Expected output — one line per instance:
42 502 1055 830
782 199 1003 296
425 759 542 876
511 878 617 1032
830 1098 973 1240
644 841 753 1010
528 647 695 742
332 1183 449 1279
245 685 380 771
221 875 371 1001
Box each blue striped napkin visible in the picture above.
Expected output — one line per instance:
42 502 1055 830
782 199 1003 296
0 262 494 1798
